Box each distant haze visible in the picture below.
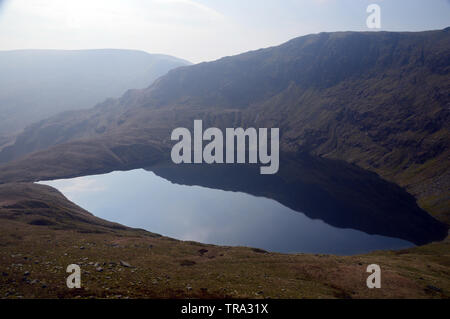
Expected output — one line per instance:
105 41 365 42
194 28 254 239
0 49 189 135
0 0 449 63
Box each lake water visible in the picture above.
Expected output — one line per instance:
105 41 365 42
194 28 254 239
39 168 414 255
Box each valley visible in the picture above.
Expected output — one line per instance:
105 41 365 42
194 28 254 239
0 28 449 299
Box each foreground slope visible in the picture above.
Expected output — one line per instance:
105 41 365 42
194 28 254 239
0 183 449 299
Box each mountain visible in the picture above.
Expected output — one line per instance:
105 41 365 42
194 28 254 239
0 29 448 224
0 49 190 136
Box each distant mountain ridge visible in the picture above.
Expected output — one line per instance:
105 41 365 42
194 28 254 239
142 29 449 108
0 49 190 136
0 29 448 224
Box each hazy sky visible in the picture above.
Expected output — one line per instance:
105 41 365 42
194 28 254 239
0 0 449 63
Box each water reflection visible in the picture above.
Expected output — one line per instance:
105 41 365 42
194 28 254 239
148 153 447 246
39 152 447 255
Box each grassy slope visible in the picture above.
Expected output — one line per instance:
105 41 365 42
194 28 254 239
0 183 449 299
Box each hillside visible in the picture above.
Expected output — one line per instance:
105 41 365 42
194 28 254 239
0 29 448 224
0 49 190 136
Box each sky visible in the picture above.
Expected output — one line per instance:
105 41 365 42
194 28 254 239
0 0 449 63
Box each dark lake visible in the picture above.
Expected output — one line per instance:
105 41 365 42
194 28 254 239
38 153 446 255
40 170 421 254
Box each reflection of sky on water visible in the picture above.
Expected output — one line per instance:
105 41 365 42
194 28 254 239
39 169 413 255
